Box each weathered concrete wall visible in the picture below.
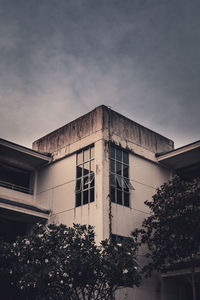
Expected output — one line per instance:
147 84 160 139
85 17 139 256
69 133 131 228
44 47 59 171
100 134 172 300
102 106 174 153
32 107 103 156
36 137 105 244
32 105 174 163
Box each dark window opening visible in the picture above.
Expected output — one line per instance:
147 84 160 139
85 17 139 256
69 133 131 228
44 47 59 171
0 216 30 242
111 234 130 243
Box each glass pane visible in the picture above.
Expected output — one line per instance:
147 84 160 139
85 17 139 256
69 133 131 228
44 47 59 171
124 178 134 190
90 188 94 203
111 187 115 203
117 189 122 205
76 165 82 178
116 175 123 189
90 174 94 188
123 164 129 178
110 146 115 159
76 193 81 207
83 176 89 189
111 159 115 173
123 177 129 192
116 148 122 161
83 162 90 175
84 148 90 162
83 190 89 205
123 151 129 164
116 162 122 175
124 192 130 207
90 160 95 173
76 179 82 191
90 147 94 159
110 173 115 186
77 152 83 165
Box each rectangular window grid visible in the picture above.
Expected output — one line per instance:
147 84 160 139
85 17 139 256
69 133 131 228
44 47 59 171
110 145 133 207
76 145 95 207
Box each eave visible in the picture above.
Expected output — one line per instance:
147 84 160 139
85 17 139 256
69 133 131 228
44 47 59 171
156 140 200 171
0 138 52 170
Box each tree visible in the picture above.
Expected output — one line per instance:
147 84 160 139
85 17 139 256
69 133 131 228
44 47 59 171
132 176 200 300
1 223 141 300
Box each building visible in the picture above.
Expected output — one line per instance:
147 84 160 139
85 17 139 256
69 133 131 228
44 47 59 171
0 105 200 299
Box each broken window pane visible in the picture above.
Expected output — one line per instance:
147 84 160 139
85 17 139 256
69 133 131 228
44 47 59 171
85 173 94 185
83 176 89 189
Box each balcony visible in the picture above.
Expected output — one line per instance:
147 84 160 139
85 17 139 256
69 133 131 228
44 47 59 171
0 180 33 194
0 162 34 195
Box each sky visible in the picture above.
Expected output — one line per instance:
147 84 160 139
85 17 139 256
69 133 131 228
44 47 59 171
0 0 200 149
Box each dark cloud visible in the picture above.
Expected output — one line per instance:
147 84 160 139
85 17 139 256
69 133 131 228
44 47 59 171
0 0 200 148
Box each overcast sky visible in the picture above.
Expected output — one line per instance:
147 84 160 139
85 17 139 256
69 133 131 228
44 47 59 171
0 0 200 149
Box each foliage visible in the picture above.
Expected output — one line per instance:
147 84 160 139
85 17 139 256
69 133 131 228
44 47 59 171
1 223 141 300
132 176 200 299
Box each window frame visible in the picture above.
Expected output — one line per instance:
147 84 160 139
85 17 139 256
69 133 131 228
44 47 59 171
110 145 133 207
75 145 95 207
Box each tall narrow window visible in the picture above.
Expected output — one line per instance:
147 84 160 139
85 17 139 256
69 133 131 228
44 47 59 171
110 145 133 207
76 145 95 207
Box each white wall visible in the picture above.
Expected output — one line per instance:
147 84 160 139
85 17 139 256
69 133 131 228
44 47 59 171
36 138 106 243
101 146 172 300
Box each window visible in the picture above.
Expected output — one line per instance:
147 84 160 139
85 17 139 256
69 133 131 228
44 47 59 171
111 234 131 244
110 145 133 207
75 145 95 207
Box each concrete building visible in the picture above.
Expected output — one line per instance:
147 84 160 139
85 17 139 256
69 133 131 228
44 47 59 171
0 105 199 299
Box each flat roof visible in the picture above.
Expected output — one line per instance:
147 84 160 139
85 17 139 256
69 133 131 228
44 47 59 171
0 138 52 170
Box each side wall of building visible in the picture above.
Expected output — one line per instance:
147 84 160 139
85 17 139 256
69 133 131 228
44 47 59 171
99 107 173 300
36 135 106 243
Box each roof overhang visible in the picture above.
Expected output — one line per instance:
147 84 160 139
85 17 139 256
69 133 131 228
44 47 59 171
0 198 50 220
0 138 52 170
157 140 200 170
